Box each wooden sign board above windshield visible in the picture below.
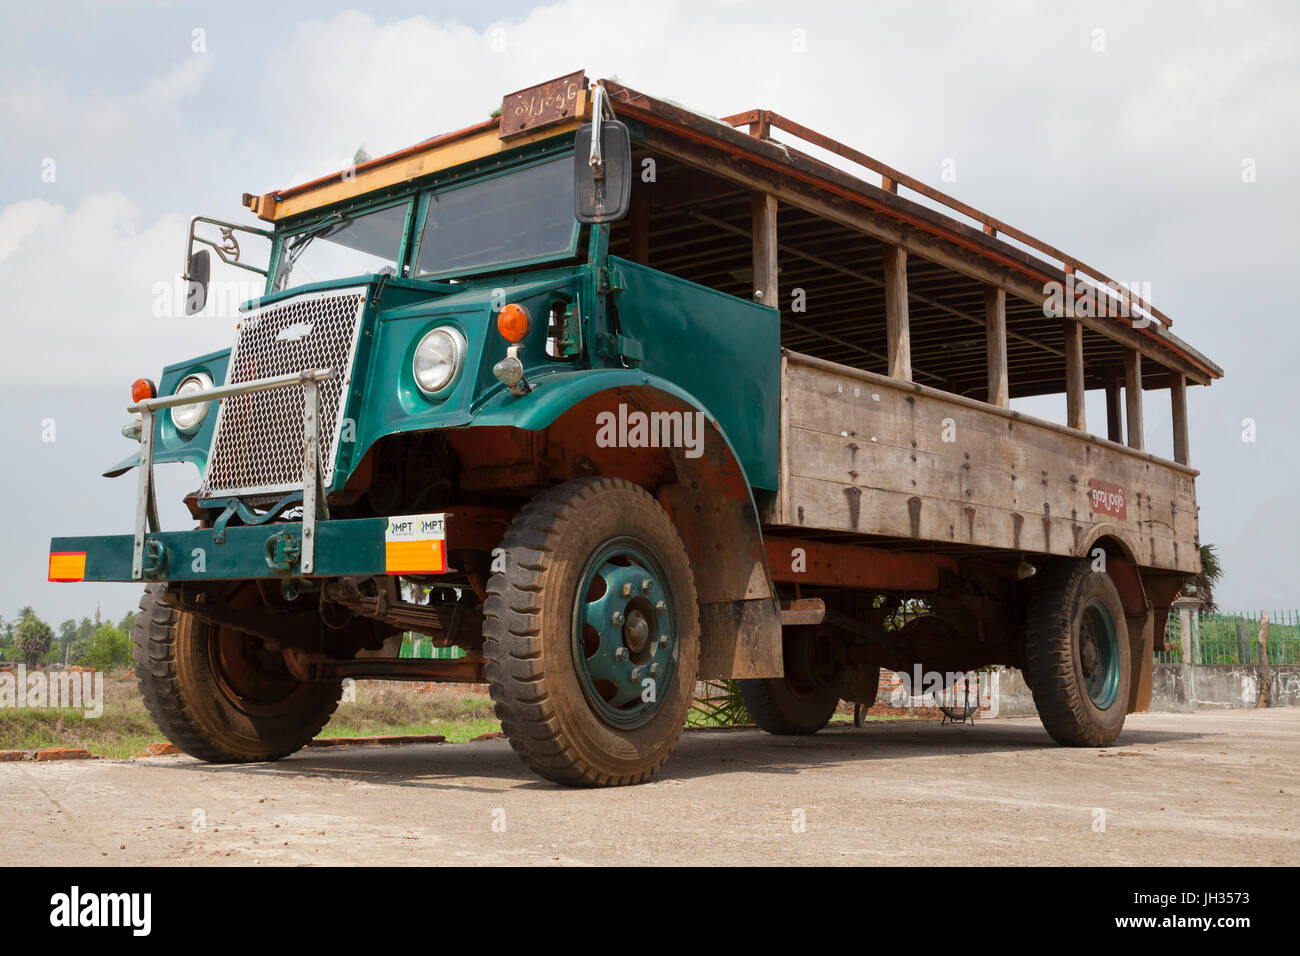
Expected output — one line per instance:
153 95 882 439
500 71 587 138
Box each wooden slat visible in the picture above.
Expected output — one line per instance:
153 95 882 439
777 352 1200 572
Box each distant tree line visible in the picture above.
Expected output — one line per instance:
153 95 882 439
0 606 135 670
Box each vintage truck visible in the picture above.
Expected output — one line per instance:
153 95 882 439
49 72 1222 786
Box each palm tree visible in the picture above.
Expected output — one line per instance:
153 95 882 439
1194 543 1223 613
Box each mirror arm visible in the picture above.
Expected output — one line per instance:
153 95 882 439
184 215 273 280
588 83 617 180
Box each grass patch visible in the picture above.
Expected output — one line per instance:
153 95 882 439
0 673 501 758
322 681 500 742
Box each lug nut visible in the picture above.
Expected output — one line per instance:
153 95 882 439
631 667 645 681
622 582 633 597
649 662 661 677
658 635 670 648
615 647 629 663
641 579 654 594
655 600 667 612
612 611 624 626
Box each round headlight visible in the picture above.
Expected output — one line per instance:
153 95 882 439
170 373 213 435
413 327 466 397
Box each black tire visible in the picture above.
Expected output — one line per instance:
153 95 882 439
737 678 839 735
483 477 700 787
133 583 342 762
737 626 841 735
1023 558 1131 747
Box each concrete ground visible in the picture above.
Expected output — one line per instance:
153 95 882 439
2 709 1296 866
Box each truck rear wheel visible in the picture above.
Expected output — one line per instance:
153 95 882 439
737 626 841 735
1023 558 1130 747
132 583 342 762
483 477 700 787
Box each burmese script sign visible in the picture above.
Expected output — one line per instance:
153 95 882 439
500 70 586 138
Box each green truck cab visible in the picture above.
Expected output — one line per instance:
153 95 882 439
50 74 1222 785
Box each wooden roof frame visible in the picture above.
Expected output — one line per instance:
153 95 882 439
240 72 1221 390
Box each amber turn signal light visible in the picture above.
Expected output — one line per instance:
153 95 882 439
497 303 530 343
131 378 157 403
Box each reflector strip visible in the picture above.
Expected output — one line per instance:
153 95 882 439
384 514 448 575
48 552 87 582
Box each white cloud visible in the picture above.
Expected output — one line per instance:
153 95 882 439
0 191 235 386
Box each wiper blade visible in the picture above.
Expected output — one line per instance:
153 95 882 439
276 213 346 289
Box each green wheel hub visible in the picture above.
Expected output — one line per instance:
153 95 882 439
1079 596 1120 709
572 538 677 728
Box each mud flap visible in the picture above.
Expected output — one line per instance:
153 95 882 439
1127 611 1154 713
698 597 783 680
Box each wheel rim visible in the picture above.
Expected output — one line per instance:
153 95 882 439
208 625 306 718
1078 597 1120 710
571 537 677 729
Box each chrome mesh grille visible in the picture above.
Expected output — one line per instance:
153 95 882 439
200 287 367 499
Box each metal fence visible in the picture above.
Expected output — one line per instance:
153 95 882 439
399 633 465 660
1156 610 1300 665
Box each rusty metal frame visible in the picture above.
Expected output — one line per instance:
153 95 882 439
765 536 959 592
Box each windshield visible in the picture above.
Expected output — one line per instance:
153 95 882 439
272 201 409 292
415 157 577 279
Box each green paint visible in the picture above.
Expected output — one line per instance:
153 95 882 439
61 131 782 584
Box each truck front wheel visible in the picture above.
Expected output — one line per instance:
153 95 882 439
1023 558 1131 747
483 477 700 787
133 583 342 762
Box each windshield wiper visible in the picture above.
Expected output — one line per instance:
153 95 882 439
275 213 346 289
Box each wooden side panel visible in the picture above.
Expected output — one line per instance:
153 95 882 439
777 353 1200 572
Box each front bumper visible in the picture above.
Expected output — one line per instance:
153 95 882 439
48 508 506 583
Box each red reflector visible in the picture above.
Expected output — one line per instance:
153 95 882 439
131 378 157 403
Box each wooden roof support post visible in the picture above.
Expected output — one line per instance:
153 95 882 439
984 285 1009 408
751 191 779 308
883 243 911 381
1064 318 1086 430
1124 347 1144 451
1105 367 1123 443
1171 374 1190 465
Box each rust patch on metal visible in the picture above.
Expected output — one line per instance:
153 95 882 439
1012 512 1023 549
765 537 956 590
964 506 976 539
500 70 585 138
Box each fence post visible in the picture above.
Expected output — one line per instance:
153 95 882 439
1171 596 1201 710
1257 612 1271 708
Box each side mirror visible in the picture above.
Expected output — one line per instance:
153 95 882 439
184 249 210 316
574 119 632 224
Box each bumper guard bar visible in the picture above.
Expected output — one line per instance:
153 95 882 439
127 368 336 580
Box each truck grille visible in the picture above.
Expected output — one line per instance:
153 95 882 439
200 286 368 500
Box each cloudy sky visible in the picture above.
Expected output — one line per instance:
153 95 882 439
2 0 1296 627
